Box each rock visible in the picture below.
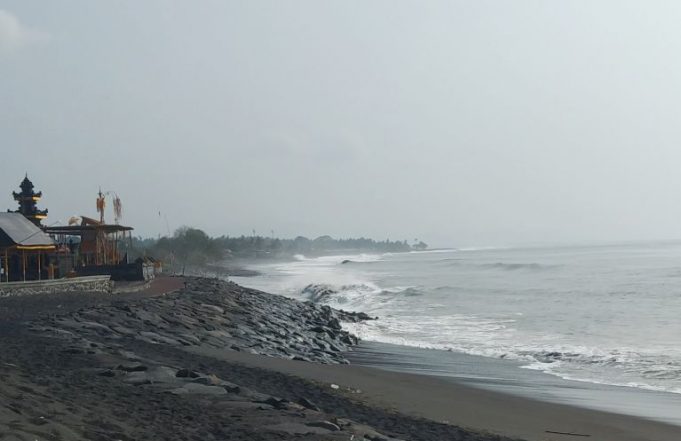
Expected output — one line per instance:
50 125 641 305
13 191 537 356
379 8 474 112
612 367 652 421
263 422 331 435
258 397 289 409
296 397 321 412
170 383 227 395
191 374 221 385
116 363 147 372
98 369 116 377
221 382 241 394
110 325 137 336
32 277 366 367
175 368 200 378
123 371 152 386
199 303 225 314
139 331 181 346
76 321 114 334
143 366 178 383
364 435 390 441
306 421 341 431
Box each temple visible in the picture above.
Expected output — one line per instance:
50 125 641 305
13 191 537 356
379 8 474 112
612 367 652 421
0 175 157 283
10 175 48 227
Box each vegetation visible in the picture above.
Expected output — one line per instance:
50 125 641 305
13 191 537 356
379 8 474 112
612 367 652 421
132 227 428 272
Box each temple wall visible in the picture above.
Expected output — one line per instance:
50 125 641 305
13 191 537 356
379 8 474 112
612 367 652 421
0 275 112 298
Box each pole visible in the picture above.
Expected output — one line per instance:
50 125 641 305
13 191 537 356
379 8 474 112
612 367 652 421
22 249 26 282
38 252 41 280
4 249 8 282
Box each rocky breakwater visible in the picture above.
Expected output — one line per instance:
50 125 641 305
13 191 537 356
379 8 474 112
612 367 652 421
4 277 516 440
32 277 371 364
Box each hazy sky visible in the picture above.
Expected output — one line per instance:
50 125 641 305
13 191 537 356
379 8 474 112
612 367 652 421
2 1 681 247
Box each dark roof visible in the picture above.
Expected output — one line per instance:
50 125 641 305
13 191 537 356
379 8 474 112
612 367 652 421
42 215 133 235
0 213 56 249
44 224 133 234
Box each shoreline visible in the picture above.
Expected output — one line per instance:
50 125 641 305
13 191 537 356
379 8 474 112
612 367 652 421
349 341 681 428
187 345 681 441
0 276 679 440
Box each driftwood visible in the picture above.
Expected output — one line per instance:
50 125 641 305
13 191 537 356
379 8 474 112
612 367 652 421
545 430 591 437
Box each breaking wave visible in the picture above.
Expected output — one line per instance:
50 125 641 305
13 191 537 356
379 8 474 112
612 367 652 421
297 280 681 395
300 283 423 309
343 316 681 394
238 247 681 396
481 262 557 271
441 260 558 271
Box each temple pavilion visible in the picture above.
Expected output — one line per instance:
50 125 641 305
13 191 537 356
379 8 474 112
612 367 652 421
0 213 56 282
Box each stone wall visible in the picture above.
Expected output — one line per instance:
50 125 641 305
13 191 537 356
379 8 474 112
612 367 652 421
0 276 112 298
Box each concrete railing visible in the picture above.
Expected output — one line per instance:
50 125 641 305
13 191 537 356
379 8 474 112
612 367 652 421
0 276 113 298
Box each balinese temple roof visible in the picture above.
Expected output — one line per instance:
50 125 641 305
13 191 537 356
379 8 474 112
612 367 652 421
10 175 48 226
0 213 56 250
43 216 133 235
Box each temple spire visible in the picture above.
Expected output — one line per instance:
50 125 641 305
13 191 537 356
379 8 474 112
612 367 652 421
11 175 48 226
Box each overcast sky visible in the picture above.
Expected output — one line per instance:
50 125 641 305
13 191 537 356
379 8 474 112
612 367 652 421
2 1 681 247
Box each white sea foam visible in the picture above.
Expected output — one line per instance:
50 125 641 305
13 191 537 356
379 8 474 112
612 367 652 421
238 245 681 395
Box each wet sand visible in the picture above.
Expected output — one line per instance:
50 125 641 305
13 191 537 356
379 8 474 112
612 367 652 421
349 340 681 427
189 346 681 441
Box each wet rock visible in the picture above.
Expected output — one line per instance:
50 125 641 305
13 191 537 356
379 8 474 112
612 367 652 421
306 421 341 431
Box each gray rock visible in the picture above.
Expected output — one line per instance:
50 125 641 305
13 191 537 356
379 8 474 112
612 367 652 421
296 397 320 412
116 363 147 372
123 371 152 386
175 368 200 378
170 383 227 395
306 421 341 431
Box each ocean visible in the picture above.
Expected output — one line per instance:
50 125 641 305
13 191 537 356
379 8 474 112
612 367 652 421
232 242 681 418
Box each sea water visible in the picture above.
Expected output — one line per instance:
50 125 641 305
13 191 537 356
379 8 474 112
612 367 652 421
232 242 681 396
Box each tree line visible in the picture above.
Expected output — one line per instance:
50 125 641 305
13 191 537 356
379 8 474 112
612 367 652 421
132 227 428 271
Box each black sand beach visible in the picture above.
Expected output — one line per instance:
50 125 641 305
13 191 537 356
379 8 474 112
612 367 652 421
0 276 679 440
350 341 681 427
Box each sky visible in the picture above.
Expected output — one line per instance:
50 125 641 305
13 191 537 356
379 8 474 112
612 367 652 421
2 1 681 247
